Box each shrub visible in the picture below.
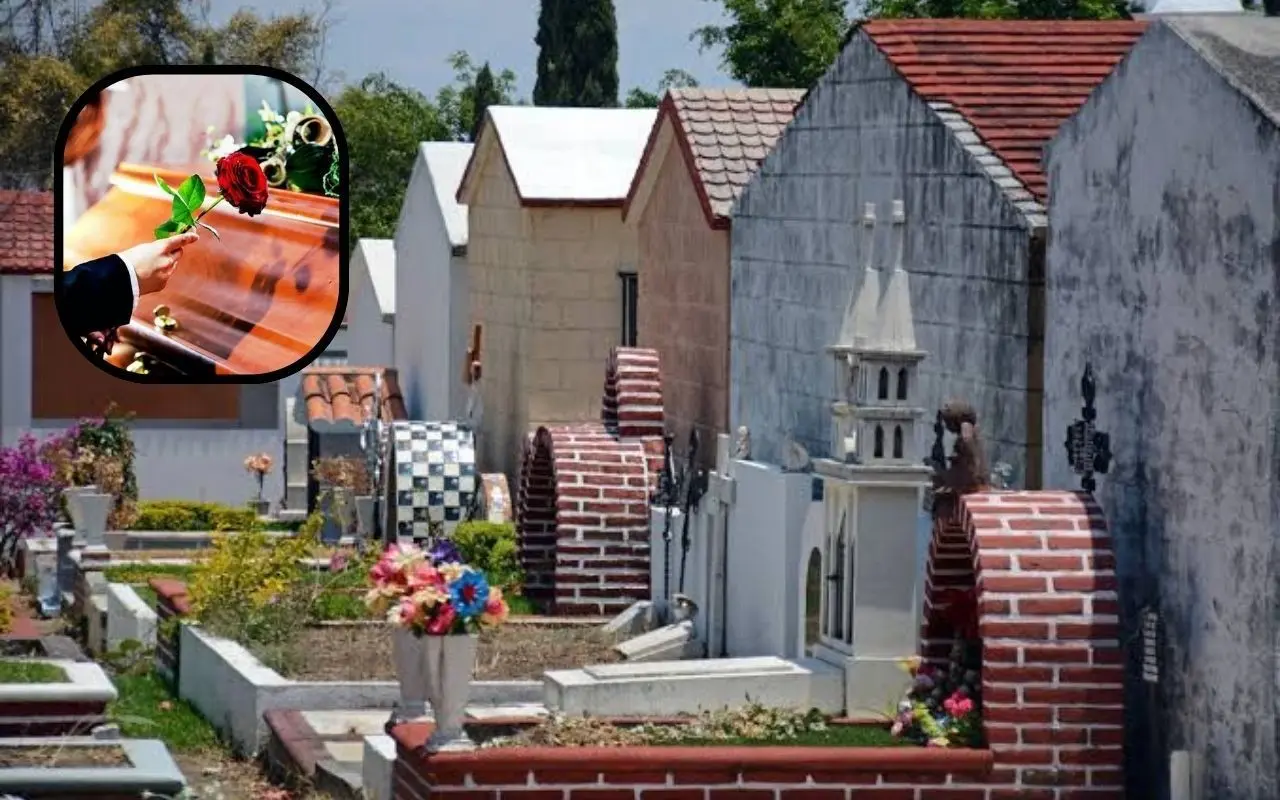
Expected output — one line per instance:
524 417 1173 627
68 405 138 529
130 500 257 532
0 583 13 634
451 521 523 592
0 433 63 576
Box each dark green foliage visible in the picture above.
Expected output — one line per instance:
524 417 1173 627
694 0 852 89
128 500 303 532
450 521 524 593
533 0 620 107
470 63 503 142
863 0 1132 19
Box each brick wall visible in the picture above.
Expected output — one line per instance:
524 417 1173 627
636 126 730 467
516 347 665 615
923 491 1124 794
391 737 998 800
149 578 190 684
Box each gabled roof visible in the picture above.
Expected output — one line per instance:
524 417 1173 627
418 142 472 250
353 238 396 320
860 19 1148 205
1163 16 1280 129
457 106 657 207
300 365 408 431
0 191 54 275
624 88 805 229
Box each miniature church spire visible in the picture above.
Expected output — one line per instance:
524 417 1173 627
871 200 918 353
844 203 881 350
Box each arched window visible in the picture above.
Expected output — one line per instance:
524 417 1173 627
877 367 890 400
893 425 904 458
897 368 909 400
873 425 884 458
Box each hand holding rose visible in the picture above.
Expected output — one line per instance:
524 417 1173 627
121 232 200 295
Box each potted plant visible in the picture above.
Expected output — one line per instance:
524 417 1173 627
244 452 274 516
63 447 100 541
364 537 510 751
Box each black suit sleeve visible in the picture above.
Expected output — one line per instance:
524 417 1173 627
59 254 135 337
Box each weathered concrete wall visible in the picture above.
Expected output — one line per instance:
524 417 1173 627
730 32 1037 481
1043 23 1280 800
468 152 531 479
637 118 730 465
346 245 393 368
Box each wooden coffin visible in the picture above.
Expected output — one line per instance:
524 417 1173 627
63 163 342 377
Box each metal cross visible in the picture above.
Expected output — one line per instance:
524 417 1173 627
1065 363 1112 493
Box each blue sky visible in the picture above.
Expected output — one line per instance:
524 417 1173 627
208 0 742 99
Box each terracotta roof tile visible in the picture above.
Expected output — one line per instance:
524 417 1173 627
862 20 1148 203
300 365 408 428
0 191 54 274
668 87 807 222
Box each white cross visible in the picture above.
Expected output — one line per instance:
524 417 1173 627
706 434 736 515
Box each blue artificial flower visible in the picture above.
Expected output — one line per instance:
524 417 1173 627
428 538 461 565
449 569 490 618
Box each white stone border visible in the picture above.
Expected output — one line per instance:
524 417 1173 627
0 660 117 705
175 625 542 756
0 737 185 796
105 582 158 651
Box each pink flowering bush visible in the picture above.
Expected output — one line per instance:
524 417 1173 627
0 433 66 575
365 541 510 636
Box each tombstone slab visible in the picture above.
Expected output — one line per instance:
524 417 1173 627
545 656 844 716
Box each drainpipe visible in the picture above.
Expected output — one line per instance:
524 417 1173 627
1025 228 1047 489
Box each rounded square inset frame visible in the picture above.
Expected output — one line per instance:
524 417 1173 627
53 65 350 383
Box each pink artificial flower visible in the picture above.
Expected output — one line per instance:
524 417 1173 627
329 551 349 573
425 602 457 635
943 691 975 718
369 556 399 587
391 598 421 628
890 720 904 736
407 562 445 592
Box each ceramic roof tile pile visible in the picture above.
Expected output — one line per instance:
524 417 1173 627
863 19 1148 201
669 88 806 220
0 191 54 274
300 366 408 427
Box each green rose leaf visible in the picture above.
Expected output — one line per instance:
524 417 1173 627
176 174 206 216
154 219 184 239
285 143 332 194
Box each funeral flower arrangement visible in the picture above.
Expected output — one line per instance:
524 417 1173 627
891 587 983 748
203 100 340 198
364 539 510 636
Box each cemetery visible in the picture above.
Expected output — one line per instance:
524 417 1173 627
0 9 1274 800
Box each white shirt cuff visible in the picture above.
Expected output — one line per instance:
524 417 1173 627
117 252 140 313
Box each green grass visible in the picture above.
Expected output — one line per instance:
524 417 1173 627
0 660 68 683
102 564 195 584
108 671 221 752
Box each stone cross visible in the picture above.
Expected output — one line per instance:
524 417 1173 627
706 434 737 515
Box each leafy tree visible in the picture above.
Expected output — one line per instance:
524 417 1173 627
470 63 502 141
625 68 701 109
533 0 620 107
694 0 851 89
330 73 448 239
434 51 518 142
864 0 1130 19
0 0 329 188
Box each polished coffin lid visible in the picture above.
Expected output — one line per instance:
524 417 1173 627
63 163 341 377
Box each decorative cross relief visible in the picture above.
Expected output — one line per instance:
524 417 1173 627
1065 363 1112 493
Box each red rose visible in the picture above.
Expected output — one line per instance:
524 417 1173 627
215 151 270 216
425 603 457 636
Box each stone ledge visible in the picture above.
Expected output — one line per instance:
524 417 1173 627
0 737 185 796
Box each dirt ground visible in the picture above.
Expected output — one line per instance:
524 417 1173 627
0 745 128 768
174 750 333 799
286 622 622 681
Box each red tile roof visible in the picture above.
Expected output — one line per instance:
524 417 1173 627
862 20 1148 202
300 366 408 428
0 191 54 274
625 88 805 228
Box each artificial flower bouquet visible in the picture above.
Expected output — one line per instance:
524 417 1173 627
890 587 983 748
364 539 510 636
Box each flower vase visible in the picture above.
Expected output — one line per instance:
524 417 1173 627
388 629 430 728
69 489 111 549
424 634 478 752
63 485 97 538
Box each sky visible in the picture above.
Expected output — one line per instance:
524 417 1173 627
205 0 741 100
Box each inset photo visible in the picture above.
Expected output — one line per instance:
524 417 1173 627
56 67 348 382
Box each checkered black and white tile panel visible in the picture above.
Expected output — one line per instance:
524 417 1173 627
383 421 478 543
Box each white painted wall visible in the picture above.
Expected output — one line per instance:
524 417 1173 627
347 242 394 367
650 459 815 660
394 143 472 422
